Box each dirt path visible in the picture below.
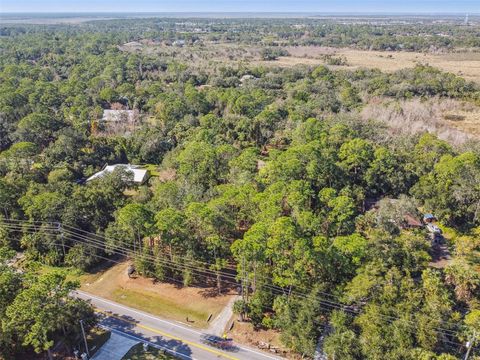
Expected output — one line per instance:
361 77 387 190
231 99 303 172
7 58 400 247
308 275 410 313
429 241 453 269
208 295 240 336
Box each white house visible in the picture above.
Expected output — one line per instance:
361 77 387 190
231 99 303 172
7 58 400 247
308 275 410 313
86 164 149 184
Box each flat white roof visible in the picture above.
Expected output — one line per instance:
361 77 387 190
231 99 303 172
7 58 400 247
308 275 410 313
101 110 138 123
87 164 148 183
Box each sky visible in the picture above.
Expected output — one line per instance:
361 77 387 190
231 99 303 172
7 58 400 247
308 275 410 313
1 0 479 14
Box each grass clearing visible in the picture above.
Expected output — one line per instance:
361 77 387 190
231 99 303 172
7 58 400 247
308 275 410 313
338 49 480 83
443 105 480 138
111 287 210 323
256 46 480 84
143 163 162 177
119 40 480 83
30 263 83 282
80 261 233 328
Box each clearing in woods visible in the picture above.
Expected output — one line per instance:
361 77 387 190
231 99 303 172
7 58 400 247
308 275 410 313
259 46 480 84
80 262 234 328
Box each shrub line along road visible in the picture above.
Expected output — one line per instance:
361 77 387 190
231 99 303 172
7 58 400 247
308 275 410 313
74 290 283 360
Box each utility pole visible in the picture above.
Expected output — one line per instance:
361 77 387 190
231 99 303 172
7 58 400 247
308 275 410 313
464 330 477 360
57 222 65 257
241 256 245 302
80 320 90 358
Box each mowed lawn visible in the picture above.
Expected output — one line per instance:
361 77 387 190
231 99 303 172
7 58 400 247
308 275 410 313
80 262 233 328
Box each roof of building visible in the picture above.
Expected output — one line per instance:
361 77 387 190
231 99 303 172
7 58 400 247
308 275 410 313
101 110 138 123
240 74 257 82
423 213 436 220
123 41 143 47
86 164 148 184
404 214 423 227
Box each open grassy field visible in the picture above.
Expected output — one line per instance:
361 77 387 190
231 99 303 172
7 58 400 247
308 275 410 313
443 104 480 138
360 98 480 144
119 39 480 83
257 46 480 83
80 262 234 328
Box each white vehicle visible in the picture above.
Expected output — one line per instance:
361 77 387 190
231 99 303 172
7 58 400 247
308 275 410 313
426 223 442 235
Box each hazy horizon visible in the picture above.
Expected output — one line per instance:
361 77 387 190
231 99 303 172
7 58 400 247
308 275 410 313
1 0 479 14
2 11 480 15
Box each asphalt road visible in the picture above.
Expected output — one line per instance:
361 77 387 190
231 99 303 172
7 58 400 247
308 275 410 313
74 291 283 360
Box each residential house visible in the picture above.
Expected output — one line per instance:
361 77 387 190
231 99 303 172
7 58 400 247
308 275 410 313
86 164 149 184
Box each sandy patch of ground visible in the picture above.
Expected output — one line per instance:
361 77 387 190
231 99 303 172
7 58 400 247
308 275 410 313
443 104 480 138
228 320 296 358
156 168 176 182
81 262 234 328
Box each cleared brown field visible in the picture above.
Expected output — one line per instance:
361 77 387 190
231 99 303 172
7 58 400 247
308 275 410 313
80 261 234 328
258 46 480 83
339 49 480 83
120 40 480 83
443 104 480 138
360 98 480 144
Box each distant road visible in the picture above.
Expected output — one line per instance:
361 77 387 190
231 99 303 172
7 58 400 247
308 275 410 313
74 290 283 360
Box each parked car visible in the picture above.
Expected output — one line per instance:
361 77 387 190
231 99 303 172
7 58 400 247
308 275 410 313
200 334 234 350
426 223 442 235
426 223 443 242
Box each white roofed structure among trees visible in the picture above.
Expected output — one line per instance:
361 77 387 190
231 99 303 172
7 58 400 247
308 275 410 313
86 164 149 184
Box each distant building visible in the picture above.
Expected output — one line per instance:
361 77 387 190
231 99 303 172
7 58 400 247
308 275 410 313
123 41 143 48
118 41 144 52
86 164 149 184
403 214 423 229
101 109 138 123
172 40 186 47
240 74 257 85
96 109 140 136
369 197 423 230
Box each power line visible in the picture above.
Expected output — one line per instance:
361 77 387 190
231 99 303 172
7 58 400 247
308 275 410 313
4 226 465 349
0 218 468 340
1 218 358 302
1 219 468 337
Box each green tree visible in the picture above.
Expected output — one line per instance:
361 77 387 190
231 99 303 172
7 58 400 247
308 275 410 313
2 272 95 356
106 203 154 254
338 138 374 184
14 113 61 148
274 287 325 357
323 311 360 360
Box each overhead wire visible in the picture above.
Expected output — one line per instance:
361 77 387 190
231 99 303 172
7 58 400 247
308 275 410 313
0 218 468 340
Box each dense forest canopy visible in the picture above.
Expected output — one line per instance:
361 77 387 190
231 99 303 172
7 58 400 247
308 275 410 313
2 15 480 52
0 17 479 359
